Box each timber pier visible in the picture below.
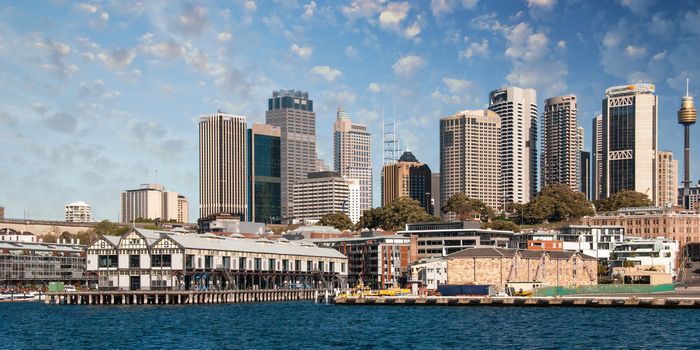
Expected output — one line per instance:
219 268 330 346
45 289 329 305
334 295 700 308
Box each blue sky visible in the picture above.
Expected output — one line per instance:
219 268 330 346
1 0 699 222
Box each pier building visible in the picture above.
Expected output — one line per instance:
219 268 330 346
86 228 347 291
0 239 88 289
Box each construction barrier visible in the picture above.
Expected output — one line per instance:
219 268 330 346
532 283 676 297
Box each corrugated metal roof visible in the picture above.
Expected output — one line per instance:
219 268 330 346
448 247 517 258
0 241 84 253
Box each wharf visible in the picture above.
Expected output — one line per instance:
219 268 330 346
46 289 324 305
334 295 700 308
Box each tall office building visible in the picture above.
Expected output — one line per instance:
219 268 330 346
265 90 316 221
592 114 604 201
440 109 502 211
65 201 92 223
177 195 189 223
247 124 281 223
580 151 591 200
431 173 441 216
488 87 538 204
333 106 372 212
541 95 580 191
199 113 247 219
381 151 432 213
293 171 354 223
121 184 185 223
601 84 658 203
657 151 678 208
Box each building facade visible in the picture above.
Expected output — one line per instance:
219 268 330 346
678 180 700 212
311 235 412 289
657 151 678 208
557 225 625 259
87 228 347 291
65 201 92 223
0 240 88 289
611 237 679 277
541 95 580 191
440 109 502 211
381 151 432 213
199 113 247 220
177 195 189 224
592 114 604 200
333 107 372 214
292 171 354 224
247 124 282 223
410 258 447 290
265 90 316 221
431 173 441 216
446 248 598 291
488 87 538 204
398 221 514 260
121 184 186 223
581 151 591 200
601 84 658 203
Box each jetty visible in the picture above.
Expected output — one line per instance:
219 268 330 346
334 295 700 308
45 289 332 305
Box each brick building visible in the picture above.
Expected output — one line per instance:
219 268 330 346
446 247 597 291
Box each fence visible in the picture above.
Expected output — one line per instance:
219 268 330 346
532 283 676 296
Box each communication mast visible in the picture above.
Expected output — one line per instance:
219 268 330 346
382 105 399 164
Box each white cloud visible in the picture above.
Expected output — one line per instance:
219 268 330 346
310 66 342 81
243 0 257 11
97 48 136 70
403 18 422 41
303 1 317 18
681 10 700 36
321 90 358 106
392 54 426 77
173 4 208 35
431 0 454 17
460 39 489 60
217 32 233 42
142 40 186 58
379 2 409 29
461 0 478 9
625 45 647 58
345 46 358 58
620 0 655 16
527 0 556 9
291 44 313 60
443 77 474 93
557 40 566 49
368 82 382 92
341 0 385 20
75 3 98 13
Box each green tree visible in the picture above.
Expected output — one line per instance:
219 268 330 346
441 193 494 222
594 190 653 212
357 197 439 231
42 234 57 243
318 212 354 231
537 183 594 221
481 220 521 232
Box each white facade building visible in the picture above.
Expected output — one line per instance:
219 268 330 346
410 258 447 291
86 228 347 291
65 201 93 223
346 178 361 224
121 184 187 223
557 225 625 259
333 107 372 214
292 171 352 224
612 237 679 277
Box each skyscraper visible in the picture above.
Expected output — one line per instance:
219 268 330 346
382 151 432 213
592 114 603 201
293 171 354 223
247 124 281 223
488 87 538 204
440 109 502 211
541 95 580 191
266 90 316 221
199 113 247 219
601 84 658 203
657 151 678 208
580 151 591 200
678 79 697 209
333 106 372 212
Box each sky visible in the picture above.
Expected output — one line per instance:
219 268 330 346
1 0 700 222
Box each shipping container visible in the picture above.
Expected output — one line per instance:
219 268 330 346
48 282 64 292
437 284 493 296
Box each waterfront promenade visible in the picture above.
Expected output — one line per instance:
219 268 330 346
46 289 323 305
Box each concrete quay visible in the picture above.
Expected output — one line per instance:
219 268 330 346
46 289 320 305
334 295 700 308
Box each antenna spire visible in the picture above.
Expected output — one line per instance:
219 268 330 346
687 78 690 98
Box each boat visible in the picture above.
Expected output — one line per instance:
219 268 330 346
0 291 43 302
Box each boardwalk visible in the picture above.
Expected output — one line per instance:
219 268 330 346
46 289 323 305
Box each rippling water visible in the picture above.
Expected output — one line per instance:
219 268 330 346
2 302 700 349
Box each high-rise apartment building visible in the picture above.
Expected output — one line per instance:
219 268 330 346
541 95 580 191
440 110 502 211
580 151 591 200
657 151 678 208
333 106 372 213
431 173 441 216
488 87 538 204
381 151 432 213
177 195 189 223
601 84 658 203
293 171 355 223
247 124 281 223
199 113 247 220
65 201 92 223
592 114 604 201
265 90 316 221
121 184 186 223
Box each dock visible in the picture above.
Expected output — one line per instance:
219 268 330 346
45 289 328 305
334 295 700 308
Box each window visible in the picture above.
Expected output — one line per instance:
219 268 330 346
223 256 231 269
282 259 289 271
318 261 324 272
307 261 313 271
254 258 262 271
329 262 335 273
98 255 117 268
151 254 173 268
162 254 171 267
239 257 247 270
129 255 140 268
186 255 194 269
295 260 301 271
205 255 213 269
341 263 346 273
269 259 276 271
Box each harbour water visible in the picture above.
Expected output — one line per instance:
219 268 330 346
2 301 700 349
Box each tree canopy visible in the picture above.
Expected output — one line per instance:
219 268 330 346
441 193 494 222
509 184 594 224
357 196 439 231
593 190 653 212
318 212 354 231
481 220 521 233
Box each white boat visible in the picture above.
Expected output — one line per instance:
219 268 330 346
0 291 43 302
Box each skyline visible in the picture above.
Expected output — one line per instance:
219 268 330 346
1 0 700 222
